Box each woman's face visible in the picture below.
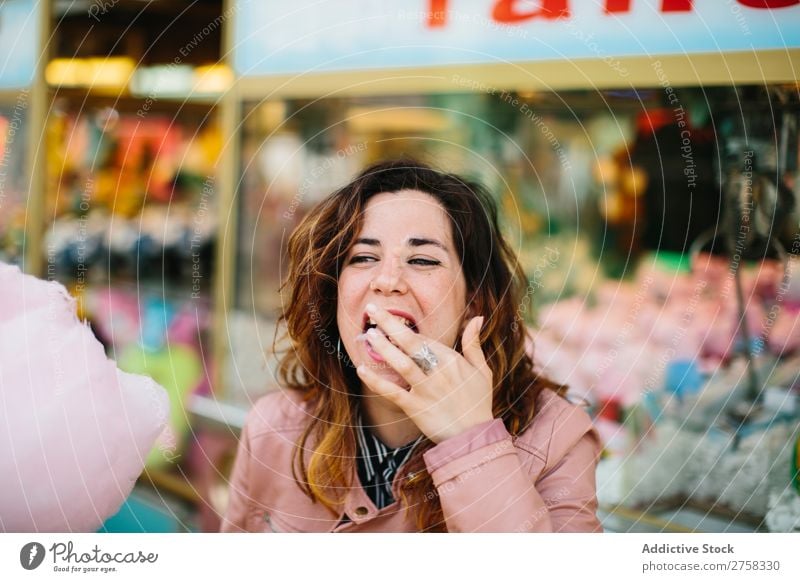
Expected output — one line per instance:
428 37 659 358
337 190 468 388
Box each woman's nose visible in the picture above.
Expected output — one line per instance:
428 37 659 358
369 257 407 295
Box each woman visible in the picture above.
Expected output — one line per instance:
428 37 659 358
221 159 601 532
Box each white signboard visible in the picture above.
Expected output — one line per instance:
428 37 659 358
233 0 800 77
0 0 40 89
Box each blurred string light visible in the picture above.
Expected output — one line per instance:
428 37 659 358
345 107 450 132
130 65 195 97
45 58 232 98
191 64 233 96
130 64 232 98
46 57 136 90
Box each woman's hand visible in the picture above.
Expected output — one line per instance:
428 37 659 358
356 303 493 443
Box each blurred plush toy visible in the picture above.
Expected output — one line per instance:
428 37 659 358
117 299 204 468
0 262 168 532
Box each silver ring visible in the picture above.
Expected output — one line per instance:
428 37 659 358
410 342 439 373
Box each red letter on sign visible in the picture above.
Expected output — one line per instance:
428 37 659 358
736 1 799 8
493 0 569 23
427 0 448 27
605 0 693 13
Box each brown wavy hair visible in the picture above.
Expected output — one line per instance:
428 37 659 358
276 158 563 531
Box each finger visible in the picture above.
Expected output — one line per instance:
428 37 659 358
356 364 412 407
365 303 423 356
365 327 428 385
461 316 491 378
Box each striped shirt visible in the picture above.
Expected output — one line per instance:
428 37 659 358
355 420 421 510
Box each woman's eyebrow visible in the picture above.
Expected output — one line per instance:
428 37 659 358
353 237 380 246
352 237 449 252
408 237 448 252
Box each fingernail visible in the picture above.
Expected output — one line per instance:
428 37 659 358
366 303 377 314
477 316 485 328
366 327 379 336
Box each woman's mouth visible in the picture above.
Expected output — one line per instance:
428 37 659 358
363 335 385 363
359 310 419 363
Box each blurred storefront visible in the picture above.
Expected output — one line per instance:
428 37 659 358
2 0 799 532
226 1 800 532
2 0 228 532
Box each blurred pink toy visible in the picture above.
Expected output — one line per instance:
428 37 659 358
768 306 800 356
0 262 168 532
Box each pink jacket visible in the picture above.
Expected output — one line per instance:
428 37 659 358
220 388 602 532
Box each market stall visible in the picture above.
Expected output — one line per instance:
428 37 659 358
217 0 800 532
4 0 230 532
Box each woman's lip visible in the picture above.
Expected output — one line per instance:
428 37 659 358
385 308 417 325
365 339 385 363
357 332 385 363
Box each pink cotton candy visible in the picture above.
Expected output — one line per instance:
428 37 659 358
768 308 800 356
745 260 783 299
0 262 168 532
531 332 574 382
692 252 730 290
536 298 586 341
745 301 769 341
696 301 738 359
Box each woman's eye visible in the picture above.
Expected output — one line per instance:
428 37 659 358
409 258 441 266
347 255 440 266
